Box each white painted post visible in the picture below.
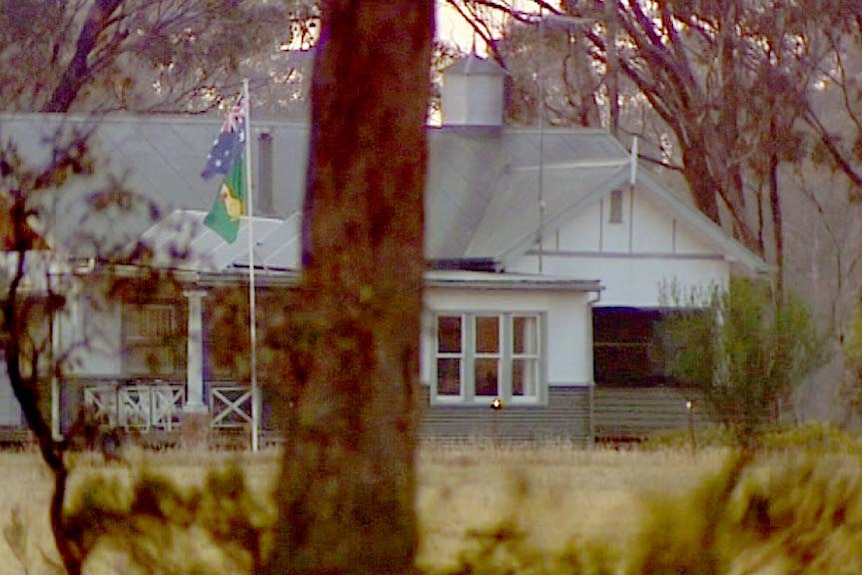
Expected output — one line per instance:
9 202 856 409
183 290 208 414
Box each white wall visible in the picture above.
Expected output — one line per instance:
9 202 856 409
516 187 731 307
422 286 594 387
554 188 717 256
58 295 123 376
511 254 728 307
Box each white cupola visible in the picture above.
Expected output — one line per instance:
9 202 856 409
441 53 505 128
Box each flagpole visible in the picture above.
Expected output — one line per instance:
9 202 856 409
242 78 260 452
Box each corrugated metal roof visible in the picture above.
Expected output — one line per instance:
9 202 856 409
0 113 767 274
425 128 504 258
0 113 308 256
465 161 631 260
139 211 602 289
502 128 629 167
138 209 285 272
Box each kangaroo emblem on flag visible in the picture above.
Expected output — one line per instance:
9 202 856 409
220 181 243 220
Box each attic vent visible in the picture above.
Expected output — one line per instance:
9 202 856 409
609 189 623 224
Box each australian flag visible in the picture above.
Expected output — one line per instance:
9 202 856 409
201 95 246 180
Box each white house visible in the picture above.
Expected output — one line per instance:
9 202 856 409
0 54 767 445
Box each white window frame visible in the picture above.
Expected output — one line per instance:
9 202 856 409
510 314 541 403
431 311 546 406
472 314 502 400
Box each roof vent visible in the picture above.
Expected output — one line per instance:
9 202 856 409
441 54 505 128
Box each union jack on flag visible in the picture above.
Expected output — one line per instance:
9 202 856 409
201 95 247 180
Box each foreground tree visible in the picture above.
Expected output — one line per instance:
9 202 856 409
265 2 433 574
0 134 92 574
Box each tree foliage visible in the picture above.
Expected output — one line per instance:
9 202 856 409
0 0 319 114
62 461 274 573
445 0 862 295
663 278 824 441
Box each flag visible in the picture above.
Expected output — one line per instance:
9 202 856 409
202 95 247 243
204 157 245 243
201 95 247 180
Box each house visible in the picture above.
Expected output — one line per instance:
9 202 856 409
0 54 767 445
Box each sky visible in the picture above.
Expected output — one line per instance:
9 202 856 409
436 0 546 54
436 2 477 52
435 0 519 55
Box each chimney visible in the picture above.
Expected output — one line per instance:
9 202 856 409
441 53 505 128
256 130 275 215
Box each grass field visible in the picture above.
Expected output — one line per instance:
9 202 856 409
416 441 728 571
0 439 859 574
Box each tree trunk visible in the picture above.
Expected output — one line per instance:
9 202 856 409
768 149 784 301
266 2 432 574
42 0 123 113
682 139 720 223
3 250 80 575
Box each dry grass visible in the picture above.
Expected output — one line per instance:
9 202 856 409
0 442 729 574
0 440 859 573
416 441 728 571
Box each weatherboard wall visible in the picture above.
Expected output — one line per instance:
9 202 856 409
418 385 593 444
509 187 731 307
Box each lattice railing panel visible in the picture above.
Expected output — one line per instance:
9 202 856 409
83 382 184 432
209 385 252 429
83 384 119 426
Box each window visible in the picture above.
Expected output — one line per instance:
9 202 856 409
593 307 691 387
123 303 182 376
609 189 624 223
512 316 540 397
436 315 463 397
433 312 544 405
474 316 500 397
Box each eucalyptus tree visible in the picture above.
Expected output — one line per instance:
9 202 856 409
445 0 862 293
0 0 318 114
264 1 433 573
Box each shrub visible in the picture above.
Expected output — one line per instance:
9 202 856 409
630 450 862 574
662 278 825 445
759 420 862 453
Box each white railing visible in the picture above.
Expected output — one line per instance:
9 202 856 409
83 382 185 432
81 381 255 433
83 384 119 427
209 385 253 429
